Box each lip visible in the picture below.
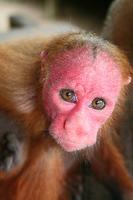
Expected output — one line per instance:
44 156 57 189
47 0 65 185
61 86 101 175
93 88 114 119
60 140 80 152
49 128 89 152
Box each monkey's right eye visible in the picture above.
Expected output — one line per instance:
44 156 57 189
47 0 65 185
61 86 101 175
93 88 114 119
60 89 77 103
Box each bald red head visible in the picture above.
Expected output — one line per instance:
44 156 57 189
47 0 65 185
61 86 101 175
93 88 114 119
41 33 129 152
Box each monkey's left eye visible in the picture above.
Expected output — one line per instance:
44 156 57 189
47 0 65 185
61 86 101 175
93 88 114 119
60 89 77 103
91 98 106 110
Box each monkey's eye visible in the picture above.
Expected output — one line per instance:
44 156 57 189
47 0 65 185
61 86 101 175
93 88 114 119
91 98 106 110
60 89 77 103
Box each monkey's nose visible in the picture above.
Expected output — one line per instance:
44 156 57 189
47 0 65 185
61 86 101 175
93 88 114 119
64 117 90 137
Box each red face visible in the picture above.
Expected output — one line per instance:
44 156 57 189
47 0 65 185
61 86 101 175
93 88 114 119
42 47 122 152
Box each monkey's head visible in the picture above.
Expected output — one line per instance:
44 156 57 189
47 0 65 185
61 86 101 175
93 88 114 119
41 32 132 152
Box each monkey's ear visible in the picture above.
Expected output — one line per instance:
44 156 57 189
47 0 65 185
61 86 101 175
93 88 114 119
40 50 48 83
40 50 48 62
124 76 132 85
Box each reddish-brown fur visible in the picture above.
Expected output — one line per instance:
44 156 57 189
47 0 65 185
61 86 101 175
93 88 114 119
0 32 132 199
103 0 133 65
103 1 133 197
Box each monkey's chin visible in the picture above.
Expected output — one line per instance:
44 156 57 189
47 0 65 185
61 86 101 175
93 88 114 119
49 128 97 152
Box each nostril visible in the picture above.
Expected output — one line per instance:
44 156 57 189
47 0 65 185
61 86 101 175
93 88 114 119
63 118 70 130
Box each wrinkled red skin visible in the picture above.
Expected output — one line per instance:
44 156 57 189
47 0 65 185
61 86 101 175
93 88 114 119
43 47 122 151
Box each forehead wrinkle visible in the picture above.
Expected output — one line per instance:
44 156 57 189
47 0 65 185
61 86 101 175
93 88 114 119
91 45 98 60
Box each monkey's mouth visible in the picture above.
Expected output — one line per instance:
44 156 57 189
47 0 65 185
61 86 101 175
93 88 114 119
48 129 77 151
49 130 95 152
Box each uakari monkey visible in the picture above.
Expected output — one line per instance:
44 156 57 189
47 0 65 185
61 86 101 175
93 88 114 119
0 32 132 199
103 0 133 191
103 0 133 65
0 110 26 172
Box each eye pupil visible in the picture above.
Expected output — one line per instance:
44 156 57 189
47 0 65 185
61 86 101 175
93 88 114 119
66 92 72 97
60 89 77 103
91 98 106 110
